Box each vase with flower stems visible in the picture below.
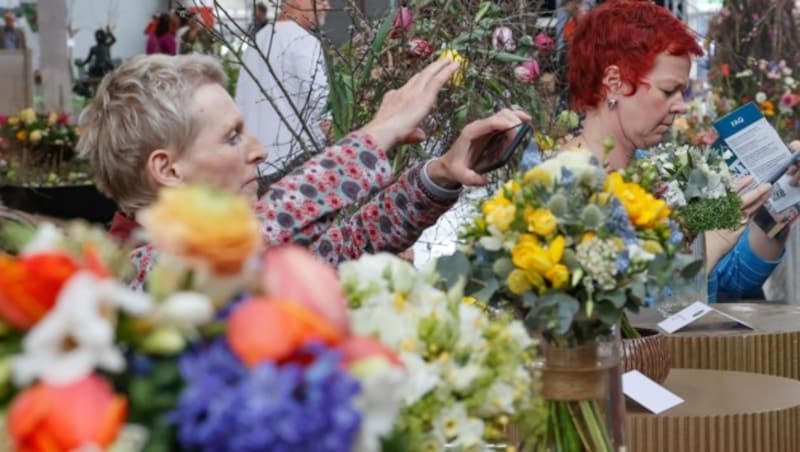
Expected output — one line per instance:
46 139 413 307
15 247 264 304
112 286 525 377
451 150 699 450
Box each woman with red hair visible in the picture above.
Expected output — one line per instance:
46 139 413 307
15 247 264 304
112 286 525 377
562 0 794 302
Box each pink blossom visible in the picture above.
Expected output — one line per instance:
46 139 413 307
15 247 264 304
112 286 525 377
407 37 433 59
779 92 800 113
492 26 516 52
391 7 413 37
514 59 540 84
0 114 7 126
57 113 70 126
534 32 555 53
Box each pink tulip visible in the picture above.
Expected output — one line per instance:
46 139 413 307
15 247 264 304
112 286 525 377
262 245 350 335
392 6 413 37
407 37 433 59
534 32 555 53
492 26 516 52
514 59 540 84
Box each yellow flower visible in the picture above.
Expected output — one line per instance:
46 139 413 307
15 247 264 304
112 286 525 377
7 116 19 126
15 130 27 142
760 100 775 117
642 240 665 255
486 204 516 232
545 263 569 289
535 132 555 151
29 130 42 143
512 238 552 274
504 180 521 195
604 173 670 229
525 207 557 237
672 117 689 132
548 235 565 263
137 185 261 275
522 166 554 188
506 269 532 295
47 112 58 126
482 191 511 216
581 232 596 243
19 108 36 125
438 49 468 86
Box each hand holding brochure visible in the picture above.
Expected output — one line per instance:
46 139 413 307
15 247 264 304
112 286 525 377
712 102 800 237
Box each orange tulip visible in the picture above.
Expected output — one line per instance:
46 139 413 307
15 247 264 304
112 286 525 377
227 297 344 367
0 253 80 330
7 374 127 452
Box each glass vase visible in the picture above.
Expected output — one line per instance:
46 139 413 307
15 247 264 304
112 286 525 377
656 232 708 316
530 331 626 452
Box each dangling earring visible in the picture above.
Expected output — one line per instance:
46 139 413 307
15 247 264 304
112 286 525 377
607 98 618 110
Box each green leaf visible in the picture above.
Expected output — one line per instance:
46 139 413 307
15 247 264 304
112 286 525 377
435 251 471 288
600 289 626 309
680 259 704 279
597 300 622 325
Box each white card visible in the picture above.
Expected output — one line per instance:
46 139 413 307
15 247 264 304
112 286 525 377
622 370 684 414
657 301 713 333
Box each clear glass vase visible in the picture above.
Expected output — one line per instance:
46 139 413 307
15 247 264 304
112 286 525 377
656 232 708 316
530 330 626 452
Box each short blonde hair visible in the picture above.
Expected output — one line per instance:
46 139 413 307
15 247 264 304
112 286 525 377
77 54 226 213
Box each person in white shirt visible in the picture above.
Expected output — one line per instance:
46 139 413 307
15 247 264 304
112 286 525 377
235 0 331 179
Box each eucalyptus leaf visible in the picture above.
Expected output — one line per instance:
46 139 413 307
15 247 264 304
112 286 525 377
600 289 626 309
435 251 471 287
680 259 704 279
597 301 622 325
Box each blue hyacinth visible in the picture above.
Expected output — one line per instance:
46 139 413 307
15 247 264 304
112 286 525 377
171 340 362 452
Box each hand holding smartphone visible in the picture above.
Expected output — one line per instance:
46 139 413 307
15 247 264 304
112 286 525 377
472 123 533 174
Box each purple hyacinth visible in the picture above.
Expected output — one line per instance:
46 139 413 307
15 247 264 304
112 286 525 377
171 340 362 452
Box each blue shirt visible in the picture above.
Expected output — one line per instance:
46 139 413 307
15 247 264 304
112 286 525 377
707 226 783 302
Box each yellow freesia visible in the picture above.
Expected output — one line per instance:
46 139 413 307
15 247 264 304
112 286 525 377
486 204 516 232
511 239 553 274
482 192 511 216
525 207 557 237
548 235 565 263
522 166 554 189
507 269 533 295
604 172 670 229
439 49 468 86
545 264 569 289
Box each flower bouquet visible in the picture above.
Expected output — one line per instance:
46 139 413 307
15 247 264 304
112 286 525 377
623 143 742 310
341 253 544 449
0 186 417 452
446 150 697 451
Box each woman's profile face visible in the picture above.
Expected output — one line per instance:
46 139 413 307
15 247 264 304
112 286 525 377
616 53 691 149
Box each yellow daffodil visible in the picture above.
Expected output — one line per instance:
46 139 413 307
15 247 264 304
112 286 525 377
137 185 261 275
525 207 557 237
438 49 468 86
29 130 43 143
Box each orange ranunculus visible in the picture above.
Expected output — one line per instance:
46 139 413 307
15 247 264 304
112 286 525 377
8 374 127 451
227 297 344 367
0 252 80 330
137 186 260 275
15 130 27 142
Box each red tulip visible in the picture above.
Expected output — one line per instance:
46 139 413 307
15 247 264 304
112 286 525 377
227 297 344 367
0 252 80 330
391 6 413 37
8 374 127 451
262 245 350 335
514 59 541 84
407 38 433 59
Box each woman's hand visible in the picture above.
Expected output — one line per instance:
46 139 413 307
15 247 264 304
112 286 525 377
359 58 459 151
786 140 800 186
735 175 772 219
427 109 532 188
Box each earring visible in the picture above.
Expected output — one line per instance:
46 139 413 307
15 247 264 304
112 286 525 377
607 98 618 110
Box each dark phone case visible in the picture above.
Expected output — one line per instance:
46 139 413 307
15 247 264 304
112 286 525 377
473 123 532 174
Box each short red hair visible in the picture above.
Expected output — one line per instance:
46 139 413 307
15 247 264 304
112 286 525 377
567 1 702 111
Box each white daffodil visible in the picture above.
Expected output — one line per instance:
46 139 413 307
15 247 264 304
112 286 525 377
12 271 153 386
154 291 214 331
445 362 482 392
483 380 516 415
435 403 485 447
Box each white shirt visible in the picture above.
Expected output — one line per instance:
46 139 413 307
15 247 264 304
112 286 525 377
235 20 329 176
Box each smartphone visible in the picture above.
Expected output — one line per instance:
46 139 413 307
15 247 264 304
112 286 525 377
765 151 800 184
473 123 533 174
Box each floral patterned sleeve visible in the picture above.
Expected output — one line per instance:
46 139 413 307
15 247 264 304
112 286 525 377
253 132 458 264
